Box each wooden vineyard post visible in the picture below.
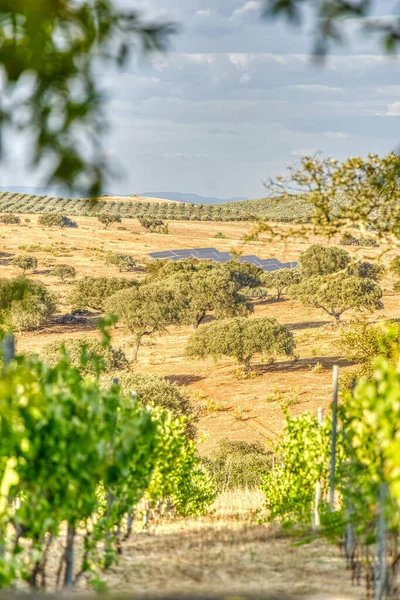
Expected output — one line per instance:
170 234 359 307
2 334 15 373
313 407 323 529
375 483 387 600
329 365 339 511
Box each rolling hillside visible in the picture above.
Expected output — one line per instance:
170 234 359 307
0 190 338 222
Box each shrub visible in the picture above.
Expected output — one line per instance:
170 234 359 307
0 277 56 331
102 371 197 439
49 264 77 282
38 213 77 228
207 440 272 491
105 252 136 272
138 217 167 233
0 214 21 225
336 321 400 364
340 233 359 246
390 255 400 277
186 316 295 372
348 261 384 281
68 276 138 311
12 255 37 273
214 232 227 239
359 236 379 247
97 214 122 228
40 337 129 376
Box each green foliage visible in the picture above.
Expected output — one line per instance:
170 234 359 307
299 244 350 278
390 255 400 277
105 252 136 272
49 264 77 282
97 214 122 228
167 269 253 328
38 213 77 228
214 232 227 239
11 255 37 273
337 321 400 365
261 268 301 300
102 371 197 439
348 261 384 281
261 410 333 526
0 277 56 331
289 274 383 322
138 217 167 233
68 276 137 311
0 214 20 225
186 316 295 372
0 3 175 196
224 261 264 289
39 338 129 376
340 233 359 246
240 286 269 299
105 282 182 359
208 440 272 491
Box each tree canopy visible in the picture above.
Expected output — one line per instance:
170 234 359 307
0 277 56 331
261 268 301 300
289 274 383 322
68 276 137 311
186 316 295 372
299 244 351 278
105 282 181 360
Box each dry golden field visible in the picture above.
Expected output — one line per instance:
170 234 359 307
2 214 398 455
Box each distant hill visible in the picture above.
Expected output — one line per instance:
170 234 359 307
140 192 246 205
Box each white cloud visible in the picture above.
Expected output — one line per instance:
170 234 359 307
289 84 344 93
231 1 261 21
387 102 400 116
164 152 210 159
195 10 211 18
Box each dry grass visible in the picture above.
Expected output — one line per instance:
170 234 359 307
102 490 363 599
2 215 399 455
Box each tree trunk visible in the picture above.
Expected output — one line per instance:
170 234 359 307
132 339 141 361
194 313 206 328
242 356 252 373
277 288 282 300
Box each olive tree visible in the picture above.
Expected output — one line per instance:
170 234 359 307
68 276 137 311
0 277 56 331
289 275 383 322
105 253 136 272
12 255 38 273
105 282 182 360
299 245 351 278
168 270 252 328
97 214 122 228
50 264 77 283
186 316 295 373
38 213 77 228
0 214 21 225
261 268 301 300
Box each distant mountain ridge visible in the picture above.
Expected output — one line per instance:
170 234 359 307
140 192 246 205
0 187 246 205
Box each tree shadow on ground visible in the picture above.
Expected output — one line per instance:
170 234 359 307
166 374 205 386
285 320 330 331
255 355 353 374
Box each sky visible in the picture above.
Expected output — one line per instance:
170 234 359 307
3 0 400 199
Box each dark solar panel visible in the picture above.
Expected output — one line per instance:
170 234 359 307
148 248 297 270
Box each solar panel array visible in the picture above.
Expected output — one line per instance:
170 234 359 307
148 248 298 271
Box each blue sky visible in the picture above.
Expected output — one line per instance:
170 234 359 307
3 0 400 199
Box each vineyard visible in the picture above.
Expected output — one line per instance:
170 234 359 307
0 191 344 223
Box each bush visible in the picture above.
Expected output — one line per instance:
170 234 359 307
359 236 379 247
97 214 122 228
390 255 400 277
38 213 77 228
105 252 136 272
102 371 197 439
138 217 167 233
336 321 400 364
348 261 384 281
49 264 77 282
68 276 138 311
12 255 37 273
340 233 359 246
214 232 227 239
0 214 21 225
207 440 272 491
40 337 129 376
0 277 56 331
